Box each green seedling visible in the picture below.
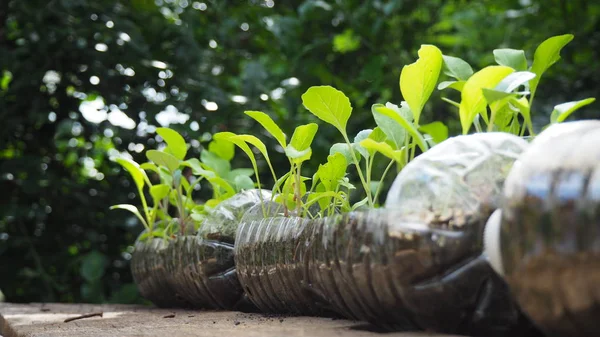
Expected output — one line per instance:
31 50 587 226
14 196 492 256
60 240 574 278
439 34 595 135
110 127 256 241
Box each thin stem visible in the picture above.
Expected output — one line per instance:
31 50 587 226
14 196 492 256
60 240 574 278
366 152 374 193
249 159 267 217
266 158 282 196
373 159 395 204
403 135 410 168
138 186 151 231
342 134 372 208
294 162 302 215
176 184 187 234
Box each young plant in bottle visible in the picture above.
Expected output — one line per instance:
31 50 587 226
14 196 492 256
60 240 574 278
438 33 595 135
110 127 256 241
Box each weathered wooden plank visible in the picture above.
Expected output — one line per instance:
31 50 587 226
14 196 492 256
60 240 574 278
0 303 462 337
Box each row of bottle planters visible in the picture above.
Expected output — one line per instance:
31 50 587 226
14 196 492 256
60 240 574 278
130 121 600 337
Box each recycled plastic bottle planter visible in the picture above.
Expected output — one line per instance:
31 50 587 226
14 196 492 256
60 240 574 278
130 236 187 308
130 189 270 310
235 133 542 336
485 120 600 337
235 214 327 315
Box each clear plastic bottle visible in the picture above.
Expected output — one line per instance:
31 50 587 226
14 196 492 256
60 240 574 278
485 120 600 337
234 133 541 336
130 189 270 309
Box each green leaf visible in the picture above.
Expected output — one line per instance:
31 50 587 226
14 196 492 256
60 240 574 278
494 71 536 93
530 34 574 98
438 80 465 91
156 127 187 160
330 143 359 164
244 110 287 148
116 157 149 190
493 49 528 71
213 132 260 182
316 152 347 191
459 65 514 134
289 123 319 152
353 129 372 159
482 89 517 104
301 86 352 134
510 96 532 130
208 138 235 161
140 162 160 175
150 184 170 204
371 104 408 149
400 45 443 124
109 204 148 227
146 149 180 172
200 150 231 177
368 127 387 142
228 168 254 178
419 122 448 144
158 167 173 187
182 158 215 178
495 104 517 130
285 145 312 161
231 134 271 161
80 251 108 282
333 28 361 53
441 55 473 81
372 104 428 152
234 175 255 191
359 138 404 162
551 98 596 123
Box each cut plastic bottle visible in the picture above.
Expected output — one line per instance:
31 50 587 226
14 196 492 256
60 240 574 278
235 133 542 336
130 189 270 310
485 120 600 337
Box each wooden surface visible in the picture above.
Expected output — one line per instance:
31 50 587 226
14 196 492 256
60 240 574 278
0 303 464 337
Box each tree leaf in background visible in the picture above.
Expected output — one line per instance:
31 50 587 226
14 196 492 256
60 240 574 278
80 251 108 282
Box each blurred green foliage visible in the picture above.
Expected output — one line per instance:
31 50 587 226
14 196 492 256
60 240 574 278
0 0 598 303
